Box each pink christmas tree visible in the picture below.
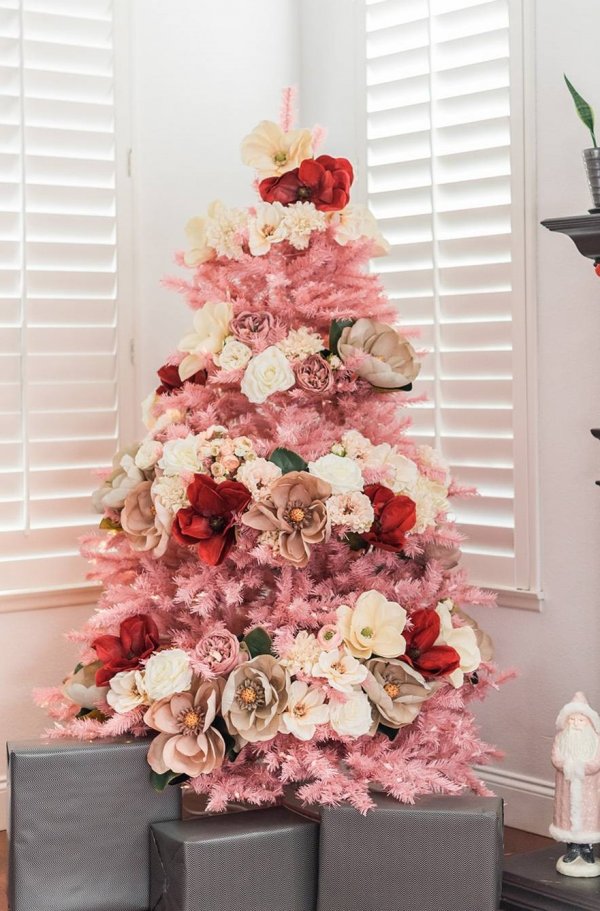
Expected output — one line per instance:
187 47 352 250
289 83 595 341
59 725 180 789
38 93 502 812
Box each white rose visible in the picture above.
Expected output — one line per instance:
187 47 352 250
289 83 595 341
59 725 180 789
329 690 374 738
308 453 364 495
135 439 163 470
240 346 295 404
337 591 407 660
312 647 368 693
106 669 148 714
216 338 253 371
158 435 203 477
177 300 233 380
143 648 193 701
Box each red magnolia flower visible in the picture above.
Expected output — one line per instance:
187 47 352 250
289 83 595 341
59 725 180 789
92 614 160 686
155 363 206 395
402 609 461 678
259 155 354 211
173 474 251 566
362 483 416 552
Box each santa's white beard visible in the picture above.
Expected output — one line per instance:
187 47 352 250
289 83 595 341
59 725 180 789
556 726 599 780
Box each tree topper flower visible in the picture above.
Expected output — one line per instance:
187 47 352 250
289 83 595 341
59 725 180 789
241 120 313 178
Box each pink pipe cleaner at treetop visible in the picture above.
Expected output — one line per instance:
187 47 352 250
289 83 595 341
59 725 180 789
36 91 505 812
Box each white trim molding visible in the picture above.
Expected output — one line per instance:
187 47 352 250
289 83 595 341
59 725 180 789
476 764 554 837
493 587 544 612
0 584 101 615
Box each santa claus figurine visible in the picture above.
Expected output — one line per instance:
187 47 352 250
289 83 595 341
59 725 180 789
550 691 600 877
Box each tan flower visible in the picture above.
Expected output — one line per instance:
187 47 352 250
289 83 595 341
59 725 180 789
242 471 331 567
363 658 431 728
121 480 168 553
338 318 420 389
241 120 313 178
221 654 289 744
145 681 225 777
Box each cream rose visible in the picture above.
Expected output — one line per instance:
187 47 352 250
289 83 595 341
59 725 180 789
143 649 193 701
216 338 253 371
329 690 374 738
106 669 148 714
308 453 364 495
158 435 203 477
177 300 233 380
337 591 407 660
134 439 163 471
240 346 296 404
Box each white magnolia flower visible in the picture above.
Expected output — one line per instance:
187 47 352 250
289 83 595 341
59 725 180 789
151 474 189 513
240 120 313 178
143 648 193 702
326 491 374 533
329 204 390 257
278 325 325 361
92 448 145 512
62 662 108 710
183 215 214 267
215 337 253 371
280 681 330 741
158 436 204 477
329 690 374 738
308 453 364 495
435 601 481 688
240 346 296 404
106 669 148 714
235 457 282 501
204 200 247 260
279 631 321 676
135 439 163 471
337 591 407 660
248 202 286 256
312 647 368 693
280 202 327 250
177 299 233 380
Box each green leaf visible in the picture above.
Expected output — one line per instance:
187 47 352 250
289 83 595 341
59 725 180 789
73 662 84 675
564 75 597 146
99 516 122 532
151 769 189 792
329 318 355 356
344 532 368 551
268 447 308 474
377 723 399 742
212 716 239 763
243 626 273 658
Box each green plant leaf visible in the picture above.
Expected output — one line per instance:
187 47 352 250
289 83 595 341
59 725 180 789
268 447 308 474
344 532 368 551
564 75 597 146
377 723 399 742
99 516 122 532
328 318 355 356
73 662 84 675
150 769 189 792
243 626 273 658
212 716 239 763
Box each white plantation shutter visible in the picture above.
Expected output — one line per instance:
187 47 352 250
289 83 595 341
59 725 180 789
365 0 538 597
0 0 130 597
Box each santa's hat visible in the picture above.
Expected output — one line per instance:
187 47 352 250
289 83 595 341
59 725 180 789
556 692 600 733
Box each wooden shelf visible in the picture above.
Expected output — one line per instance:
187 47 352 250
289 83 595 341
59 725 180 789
541 213 600 262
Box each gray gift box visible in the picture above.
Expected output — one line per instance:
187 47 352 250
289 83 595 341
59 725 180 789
7 737 181 911
150 807 319 911
284 789 503 911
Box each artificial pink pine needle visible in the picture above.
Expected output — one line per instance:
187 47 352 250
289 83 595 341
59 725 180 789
279 85 297 131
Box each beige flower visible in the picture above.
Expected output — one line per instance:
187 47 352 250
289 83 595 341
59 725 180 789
363 658 431 728
177 300 233 380
248 202 286 256
326 491 374 533
62 661 108 709
183 215 214 267
336 590 407 660
329 690 374 737
241 120 313 178
338 318 420 389
312 647 368 693
92 446 144 512
204 201 248 260
121 480 167 553
454 606 494 664
215 337 253 371
240 346 296 403
145 681 225 777
107 669 148 714
242 471 331 567
279 681 329 741
221 654 289 744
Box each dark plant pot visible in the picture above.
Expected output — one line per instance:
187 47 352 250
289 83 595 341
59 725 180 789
583 148 600 212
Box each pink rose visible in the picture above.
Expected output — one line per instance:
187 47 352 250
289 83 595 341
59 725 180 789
230 311 274 344
192 628 241 677
295 354 334 394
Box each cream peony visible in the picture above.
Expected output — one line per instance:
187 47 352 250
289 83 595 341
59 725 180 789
183 215 214 267
308 453 364 495
240 346 296 404
158 435 204 477
106 669 148 714
329 690 374 738
151 474 189 513
248 202 286 256
143 648 193 701
279 681 329 741
215 337 253 371
337 591 407 660
177 300 233 380
62 662 108 709
412 475 449 533
241 120 313 178
278 325 325 361
312 647 368 693
435 601 481 688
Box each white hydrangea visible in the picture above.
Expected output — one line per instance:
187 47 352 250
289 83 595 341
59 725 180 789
279 631 322 676
412 475 450 533
151 474 189 513
204 200 248 260
326 491 374 533
280 201 327 250
278 326 324 361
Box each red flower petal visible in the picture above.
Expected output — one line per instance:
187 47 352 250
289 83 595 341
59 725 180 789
197 528 235 566
416 645 461 677
408 609 440 653
91 634 123 665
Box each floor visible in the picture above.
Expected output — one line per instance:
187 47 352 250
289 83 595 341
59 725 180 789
0 827 551 911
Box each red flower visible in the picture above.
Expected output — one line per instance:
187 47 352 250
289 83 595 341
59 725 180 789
259 155 354 211
403 609 461 678
155 363 206 396
362 483 416 552
173 474 251 566
92 614 160 686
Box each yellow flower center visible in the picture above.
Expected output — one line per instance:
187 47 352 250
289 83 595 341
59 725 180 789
289 506 306 524
293 702 307 718
384 682 401 699
273 151 288 165
239 686 257 706
235 679 266 710
181 709 201 730
360 626 374 638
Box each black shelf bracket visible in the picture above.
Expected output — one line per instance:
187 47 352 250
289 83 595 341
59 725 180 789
541 213 600 265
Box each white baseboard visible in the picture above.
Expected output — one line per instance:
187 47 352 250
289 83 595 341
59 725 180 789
476 764 555 837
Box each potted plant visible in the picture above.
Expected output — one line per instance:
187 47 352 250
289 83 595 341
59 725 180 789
565 75 600 211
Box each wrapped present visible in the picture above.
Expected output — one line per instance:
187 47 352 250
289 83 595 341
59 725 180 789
284 789 503 911
7 737 181 911
150 807 319 911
